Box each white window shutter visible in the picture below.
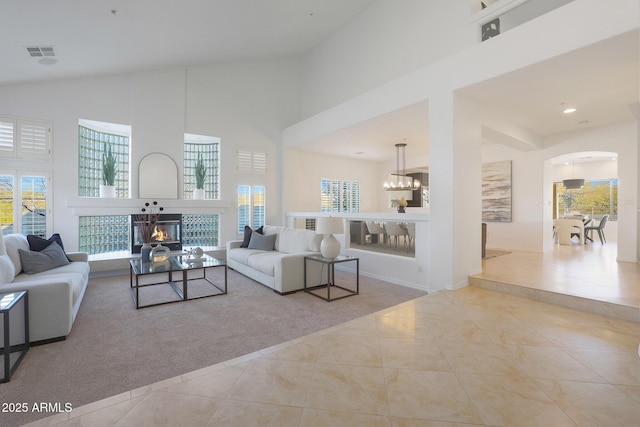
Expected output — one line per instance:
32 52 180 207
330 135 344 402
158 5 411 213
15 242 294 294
252 151 267 174
0 118 16 155
237 150 252 173
19 120 51 160
237 149 266 174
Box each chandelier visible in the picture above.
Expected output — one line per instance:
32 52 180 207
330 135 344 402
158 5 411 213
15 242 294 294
383 142 420 191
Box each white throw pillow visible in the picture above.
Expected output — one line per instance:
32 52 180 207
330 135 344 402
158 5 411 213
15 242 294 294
0 255 15 284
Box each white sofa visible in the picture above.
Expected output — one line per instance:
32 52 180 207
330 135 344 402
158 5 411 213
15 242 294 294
226 225 325 294
0 233 90 345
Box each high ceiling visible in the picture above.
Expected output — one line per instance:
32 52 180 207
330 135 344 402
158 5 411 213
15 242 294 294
0 0 375 85
295 29 639 164
2 1 638 165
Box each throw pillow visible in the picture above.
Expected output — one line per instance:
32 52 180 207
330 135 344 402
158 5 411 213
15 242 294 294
18 242 70 274
240 225 253 248
27 233 65 251
240 225 264 248
27 233 71 261
247 232 276 251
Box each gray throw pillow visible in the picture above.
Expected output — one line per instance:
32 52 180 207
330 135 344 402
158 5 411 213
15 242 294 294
247 232 276 251
18 242 70 274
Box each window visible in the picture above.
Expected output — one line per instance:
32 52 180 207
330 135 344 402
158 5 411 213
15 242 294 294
237 185 265 233
554 179 618 220
0 172 49 236
237 149 267 175
321 179 360 213
79 215 130 255
182 214 219 247
0 116 51 161
78 120 130 198
183 134 220 199
78 213 221 256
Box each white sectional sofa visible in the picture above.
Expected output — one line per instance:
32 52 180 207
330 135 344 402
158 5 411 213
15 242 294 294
226 225 325 294
0 233 90 345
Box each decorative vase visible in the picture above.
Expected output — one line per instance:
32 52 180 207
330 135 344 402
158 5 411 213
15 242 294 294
140 242 152 263
99 185 116 198
193 188 205 200
397 206 406 213
150 243 170 262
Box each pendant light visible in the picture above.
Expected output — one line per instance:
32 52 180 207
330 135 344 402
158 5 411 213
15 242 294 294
383 142 420 191
562 160 584 190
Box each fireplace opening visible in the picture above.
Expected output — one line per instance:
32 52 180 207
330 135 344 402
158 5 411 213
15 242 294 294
131 213 182 253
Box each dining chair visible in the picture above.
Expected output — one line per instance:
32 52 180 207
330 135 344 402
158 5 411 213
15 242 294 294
405 222 416 249
584 214 609 244
384 222 407 248
554 218 584 245
365 221 385 245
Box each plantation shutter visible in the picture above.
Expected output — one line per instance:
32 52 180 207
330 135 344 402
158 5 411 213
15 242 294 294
0 117 16 156
19 120 51 160
0 116 50 160
237 149 266 174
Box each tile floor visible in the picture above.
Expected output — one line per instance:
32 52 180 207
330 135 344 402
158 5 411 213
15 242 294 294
25 281 640 426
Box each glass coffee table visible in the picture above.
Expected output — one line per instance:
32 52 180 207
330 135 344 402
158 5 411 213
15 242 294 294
129 254 227 309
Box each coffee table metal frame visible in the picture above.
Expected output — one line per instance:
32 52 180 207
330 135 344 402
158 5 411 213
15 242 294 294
304 254 359 302
1 290 29 383
129 254 227 309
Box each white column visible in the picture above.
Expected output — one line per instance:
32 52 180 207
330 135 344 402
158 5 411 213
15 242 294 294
428 90 483 292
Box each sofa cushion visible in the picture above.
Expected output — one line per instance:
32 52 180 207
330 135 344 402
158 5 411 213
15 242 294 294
4 234 30 276
276 227 322 254
12 271 87 306
246 251 285 277
0 255 14 284
18 242 70 274
228 248 265 265
248 232 276 251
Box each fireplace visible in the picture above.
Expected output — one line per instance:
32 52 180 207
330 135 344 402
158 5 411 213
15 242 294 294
131 214 182 253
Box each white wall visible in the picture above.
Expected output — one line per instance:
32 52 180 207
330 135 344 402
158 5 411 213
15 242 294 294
482 121 637 260
0 58 303 251
285 0 640 292
301 0 474 118
283 148 381 214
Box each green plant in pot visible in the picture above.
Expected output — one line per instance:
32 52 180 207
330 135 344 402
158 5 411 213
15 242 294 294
100 142 118 198
193 152 207 199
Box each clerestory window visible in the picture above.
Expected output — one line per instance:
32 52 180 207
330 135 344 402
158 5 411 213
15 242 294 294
78 119 130 198
183 134 220 200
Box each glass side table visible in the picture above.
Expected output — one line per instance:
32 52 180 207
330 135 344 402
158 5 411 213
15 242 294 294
304 255 359 302
1 290 29 383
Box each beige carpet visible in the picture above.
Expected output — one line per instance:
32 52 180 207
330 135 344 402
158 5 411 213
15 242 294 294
0 268 425 427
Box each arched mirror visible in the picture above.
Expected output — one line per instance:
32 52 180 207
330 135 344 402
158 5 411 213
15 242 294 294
139 153 178 199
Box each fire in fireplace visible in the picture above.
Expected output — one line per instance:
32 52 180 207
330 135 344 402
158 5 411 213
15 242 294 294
131 214 182 253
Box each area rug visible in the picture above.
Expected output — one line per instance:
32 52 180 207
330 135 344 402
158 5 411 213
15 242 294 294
0 269 425 427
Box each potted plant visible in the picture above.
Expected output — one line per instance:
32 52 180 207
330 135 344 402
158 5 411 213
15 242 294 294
396 196 408 213
193 152 206 200
100 142 117 198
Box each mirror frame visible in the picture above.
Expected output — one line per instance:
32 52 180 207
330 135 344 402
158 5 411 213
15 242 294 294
138 152 178 199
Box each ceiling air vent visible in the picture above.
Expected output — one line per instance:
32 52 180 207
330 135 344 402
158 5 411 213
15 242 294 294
25 46 56 58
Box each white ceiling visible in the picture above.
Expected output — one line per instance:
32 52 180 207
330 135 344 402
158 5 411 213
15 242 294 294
2 1 638 165
0 0 376 85
296 29 639 164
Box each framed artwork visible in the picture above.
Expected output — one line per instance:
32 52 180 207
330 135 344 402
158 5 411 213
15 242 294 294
482 160 512 222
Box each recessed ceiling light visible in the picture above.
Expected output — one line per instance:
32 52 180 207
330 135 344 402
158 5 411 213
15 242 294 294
563 108 577 114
